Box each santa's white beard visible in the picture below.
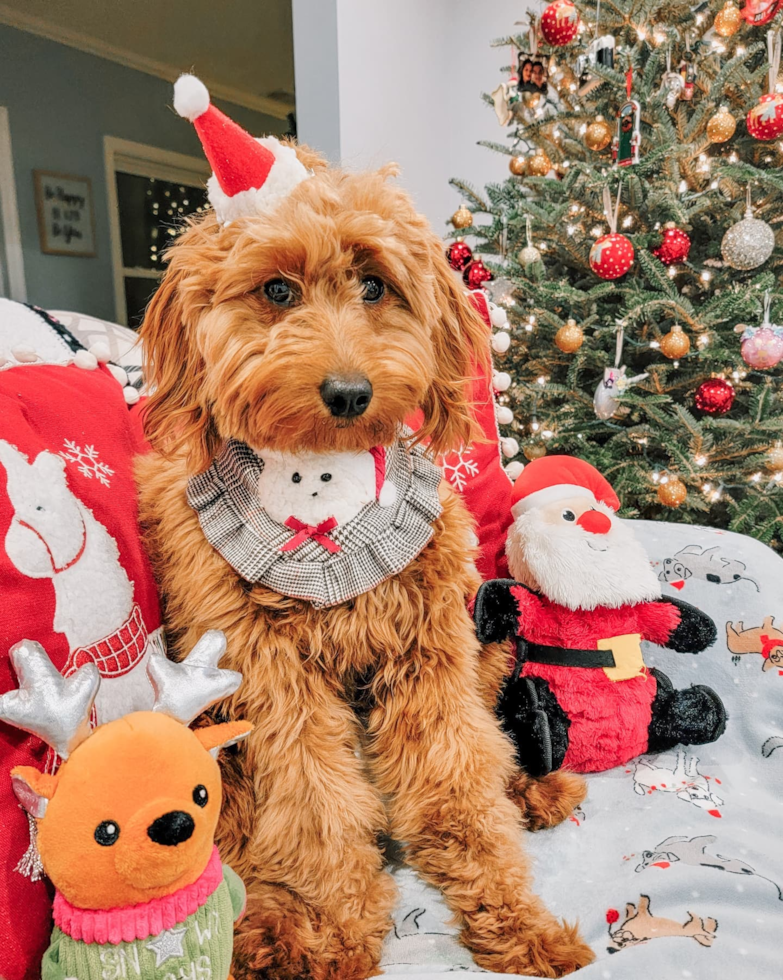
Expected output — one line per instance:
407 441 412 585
506 507 661 611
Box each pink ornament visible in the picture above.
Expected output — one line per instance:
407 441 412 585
740 324 783 368
540 0 580 46
589 233 635 280
746 93 783 141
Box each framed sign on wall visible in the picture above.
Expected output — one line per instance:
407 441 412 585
33 170 96 257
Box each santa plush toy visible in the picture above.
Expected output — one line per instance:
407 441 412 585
474 455 726 776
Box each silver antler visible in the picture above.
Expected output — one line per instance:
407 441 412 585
148 630 242 726
0 640 98 759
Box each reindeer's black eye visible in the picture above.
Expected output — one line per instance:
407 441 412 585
361 276 385 303
263 279 292 306
94 820 120 846
321 473 332 482
292 472 302 484
193 785 209 808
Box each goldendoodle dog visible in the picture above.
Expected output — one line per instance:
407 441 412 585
137 78 592 980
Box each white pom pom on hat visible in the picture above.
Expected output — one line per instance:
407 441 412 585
173 74 210 122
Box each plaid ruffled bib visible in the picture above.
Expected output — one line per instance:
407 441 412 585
187 439 443 608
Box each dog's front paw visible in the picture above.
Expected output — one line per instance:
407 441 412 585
470 914 594 978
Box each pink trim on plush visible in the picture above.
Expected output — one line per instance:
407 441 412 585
53 845 222 945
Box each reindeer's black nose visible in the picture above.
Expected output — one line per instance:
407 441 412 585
320 376 372 419
147 810 195 846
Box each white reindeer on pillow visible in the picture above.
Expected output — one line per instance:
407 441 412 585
0 439 158 724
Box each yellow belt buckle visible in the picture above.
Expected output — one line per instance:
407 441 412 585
597 633 647 682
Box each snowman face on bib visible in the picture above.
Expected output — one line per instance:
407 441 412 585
255 449 378 528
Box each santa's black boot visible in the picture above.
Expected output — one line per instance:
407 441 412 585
497 673 570 777
647 668 727 754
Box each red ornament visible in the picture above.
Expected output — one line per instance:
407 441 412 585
653 225 691 266
741 0 783 24
589 233 635 280
540 0 580 46
694 378 735 415
746 93 783 141
463 259 493 289
446 239 473 272
606 909 620 925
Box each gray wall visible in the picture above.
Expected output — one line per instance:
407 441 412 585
0 24 286 321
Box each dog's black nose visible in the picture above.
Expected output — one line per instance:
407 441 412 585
320 376 372 418
147 810 195 846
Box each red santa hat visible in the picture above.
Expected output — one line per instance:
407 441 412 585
173 74 310 225
510 455 620 519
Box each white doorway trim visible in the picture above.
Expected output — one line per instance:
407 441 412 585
0 107 27 302
103 135 209 325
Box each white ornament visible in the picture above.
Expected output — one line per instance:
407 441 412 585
490 305 509 328
493 371 512 391
501 436 519 458
74 350 98 370
88 342 111 363
505 460 525 480
496 404 514 425
123 386 140 405
492 331 511 354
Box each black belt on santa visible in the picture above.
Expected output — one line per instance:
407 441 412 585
516 637 616 669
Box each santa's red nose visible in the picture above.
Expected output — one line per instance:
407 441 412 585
576 510 612 535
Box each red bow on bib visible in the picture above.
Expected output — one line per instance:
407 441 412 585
280 516 341 554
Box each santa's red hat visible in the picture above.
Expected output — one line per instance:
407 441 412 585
173 74 310 225
510 455 620 519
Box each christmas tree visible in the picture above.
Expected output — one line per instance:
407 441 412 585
449 0 783 549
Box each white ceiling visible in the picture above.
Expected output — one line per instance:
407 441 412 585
0 0 295 119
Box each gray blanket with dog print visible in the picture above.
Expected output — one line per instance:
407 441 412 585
380 521 783 979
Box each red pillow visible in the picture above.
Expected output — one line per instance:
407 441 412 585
0 359 161 980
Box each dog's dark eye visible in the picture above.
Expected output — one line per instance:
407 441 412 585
263 279 292 306
361 276 385 303
562 509 576 522
321 473 332 482
94 820 120 846
292 472 302 484
193 785 208 808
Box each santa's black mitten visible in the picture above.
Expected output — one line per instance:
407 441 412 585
661 596 717 652
474 579 519 644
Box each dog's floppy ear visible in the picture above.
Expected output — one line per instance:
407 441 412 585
139 221 221 472
416 238 490 458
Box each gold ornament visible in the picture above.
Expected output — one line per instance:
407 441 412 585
657 477 687 508
518 245 542 265
524 443 547 461
509 154 527 176
659 324 691 359
706 105 737 143
584 115 613 152
766 444 783 471
554 318 584 352
451 206 472 229
522 90 542 109
526 148 552 177
714 0 742 36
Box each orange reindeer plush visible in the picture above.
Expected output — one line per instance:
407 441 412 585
0 632 252 980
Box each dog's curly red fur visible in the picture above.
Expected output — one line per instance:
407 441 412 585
137 145 593 979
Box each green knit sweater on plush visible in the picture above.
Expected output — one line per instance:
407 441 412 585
41 864 245 980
